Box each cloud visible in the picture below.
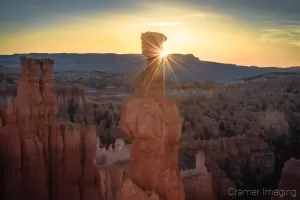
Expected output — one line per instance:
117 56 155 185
136 22 185 26
259 29 300 47
258 20 300 46
258 20 300 28
208 0 300 14
185 11 232 20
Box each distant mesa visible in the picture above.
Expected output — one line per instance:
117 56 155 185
2 53 300 82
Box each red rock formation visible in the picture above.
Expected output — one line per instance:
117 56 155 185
0 82 87 123
220 178 236 200
96 162 129 200
210 164 227 200
0 83 17 108
0 57 101 200
189 135 273 199
273 158 299 200
0 124 23 200
182 173 214 200
116 179 159 200
94 142 215 200
39 60 58 123
0 57 50 200
181 151 214 200
117 32 185 200
196 135 274 175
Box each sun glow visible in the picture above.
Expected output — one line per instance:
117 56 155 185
134 34 197 102
160 49 168 57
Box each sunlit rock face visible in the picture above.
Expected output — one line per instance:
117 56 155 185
94 142 215 200
134 32 167 103
117 32 185 200
141 32 167 58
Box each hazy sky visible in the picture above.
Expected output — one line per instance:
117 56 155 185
1 0 300 67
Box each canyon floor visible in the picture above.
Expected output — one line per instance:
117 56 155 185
0 61 300 200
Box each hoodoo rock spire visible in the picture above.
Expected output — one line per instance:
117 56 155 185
117 32 185 200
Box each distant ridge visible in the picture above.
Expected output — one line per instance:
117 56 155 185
1 53 300 82
240 72 300 81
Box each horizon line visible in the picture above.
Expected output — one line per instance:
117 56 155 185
0 52 298 68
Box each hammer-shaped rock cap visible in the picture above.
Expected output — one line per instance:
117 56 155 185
141 32 167 42
141 32 167 57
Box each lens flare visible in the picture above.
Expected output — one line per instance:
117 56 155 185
123 36 198 102
160 49 168 57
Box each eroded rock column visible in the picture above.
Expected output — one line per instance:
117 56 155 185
0 57 49 200
0 57 100 200
39 59 58 124
117 32 185 200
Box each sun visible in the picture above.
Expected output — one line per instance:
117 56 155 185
160 49 169 57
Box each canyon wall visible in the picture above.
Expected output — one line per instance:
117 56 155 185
0 82 120 131
96 142 215 200
0 57 102 200
0 83 86 118
1 40 293 200
0 56 216 200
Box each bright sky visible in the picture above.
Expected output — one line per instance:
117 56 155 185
1 0 300 67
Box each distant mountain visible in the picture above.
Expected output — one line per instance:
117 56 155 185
240 72 300 82
0 53 299 82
